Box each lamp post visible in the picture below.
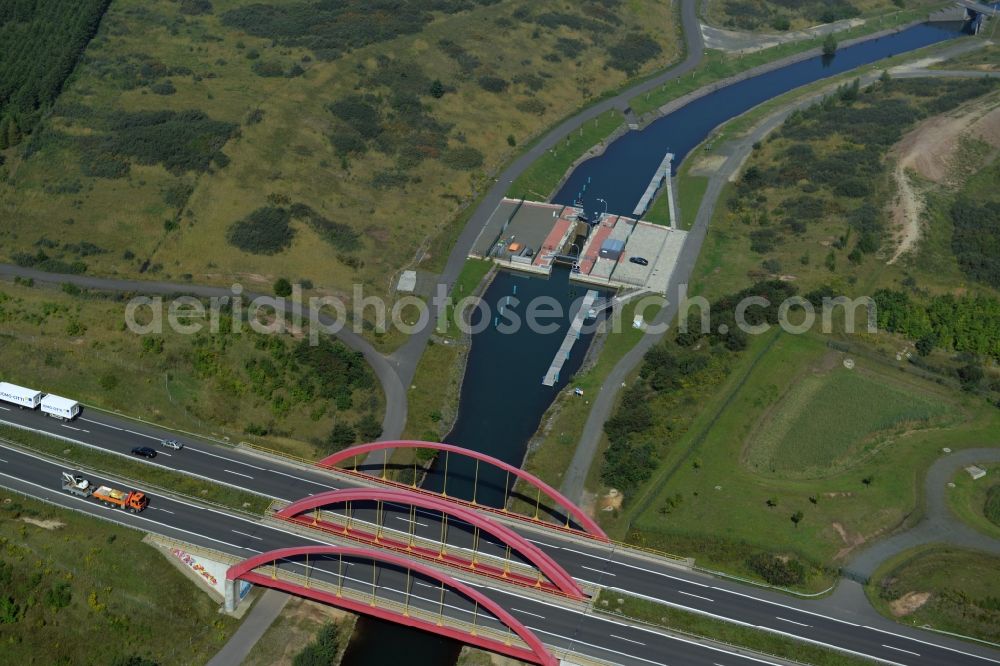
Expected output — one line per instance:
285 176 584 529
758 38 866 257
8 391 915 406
596 198 608 222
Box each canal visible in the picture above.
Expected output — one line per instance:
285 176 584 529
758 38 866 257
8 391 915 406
555 22 961 218
339 20 964 666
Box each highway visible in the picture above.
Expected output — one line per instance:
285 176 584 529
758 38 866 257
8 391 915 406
1 407 999 665
1 441 793 666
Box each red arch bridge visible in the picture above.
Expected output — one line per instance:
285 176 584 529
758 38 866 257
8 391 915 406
315 439 608 541
224 441 608 664
225 545 559 666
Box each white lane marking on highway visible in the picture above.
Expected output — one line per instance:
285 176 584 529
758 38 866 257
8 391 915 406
0 458 6 463
232 530 263 541
186 446 266 470
560 546 609 559
882 644 920 657
510 607 545 619
610 634 645 646
415 581 433 588
581 565 614 576
244 547 263 553
524 537 560 549
224 469 254 479
526 626 669 666
61 425 90 433
678 590 714 602
863 625 1000 664
125 429 159 440
149 507 175 515
395 516 429 528
775 616 810 627
266 468 334 488
80 417 122 430
710 586 859 627
157 451 172 457
595 553 714 588
0 406 9 411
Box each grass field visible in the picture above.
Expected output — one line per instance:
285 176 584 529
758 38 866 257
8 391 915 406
0 0 680 307
743 368 950 479
612 332 999 591
595 589 877 666
0 279 382 459
947 463 1000 541
0 491 241 664
867 545 1000 644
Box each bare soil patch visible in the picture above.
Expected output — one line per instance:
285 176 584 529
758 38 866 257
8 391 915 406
20 517 65 530
889 591 932 617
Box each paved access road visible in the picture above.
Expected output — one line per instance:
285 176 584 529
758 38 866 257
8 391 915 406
1 406 998 666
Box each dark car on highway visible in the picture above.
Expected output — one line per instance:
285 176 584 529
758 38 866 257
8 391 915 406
629 256 649 266
131 446 157 459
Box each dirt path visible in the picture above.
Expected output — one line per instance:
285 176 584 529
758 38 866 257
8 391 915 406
887 93 1000 265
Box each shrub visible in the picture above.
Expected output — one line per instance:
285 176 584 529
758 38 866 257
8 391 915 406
746 553 805 586
273 277 292 297
150 81 176 95
179 0 213 15
355 414 382 442
293 623 340 666
226 207 295 255
985 485 1000 528
326 423 356 453
80 109 237 175
516 98 546 115
45 582 72 610
289 203 360 252
441 146 484 171
607 32 661 75
477 75 509 93
252 61 285 77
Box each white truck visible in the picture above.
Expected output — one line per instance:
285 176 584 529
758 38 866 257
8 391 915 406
0 382 43 409
40 394 80 421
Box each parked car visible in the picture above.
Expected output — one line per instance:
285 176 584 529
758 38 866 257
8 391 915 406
131 446 157 459
629 256 649 266
161 439 183 450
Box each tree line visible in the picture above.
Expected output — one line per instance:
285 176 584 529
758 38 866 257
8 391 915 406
0 0 111 149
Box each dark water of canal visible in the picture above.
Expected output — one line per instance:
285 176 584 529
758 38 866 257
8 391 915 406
340 20 963 666
340 268 607 666
556 22 962 218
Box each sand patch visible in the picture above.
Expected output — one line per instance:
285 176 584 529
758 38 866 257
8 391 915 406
598 489 623 512
689 154 727 176
890 591 931 617
20 517 65 530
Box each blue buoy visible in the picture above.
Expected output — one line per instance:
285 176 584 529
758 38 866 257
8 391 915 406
513 285 517 295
